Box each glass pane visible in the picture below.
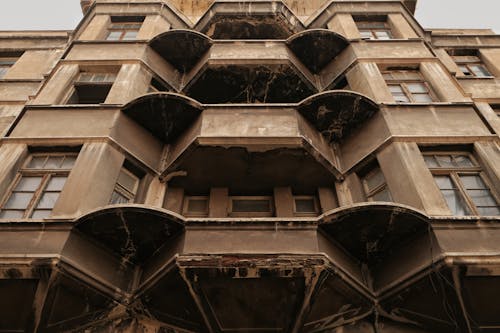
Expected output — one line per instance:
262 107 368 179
123 31 138 40
110 190 130 204
79 73 94 82
454 155 474 167
459 65 471 75
393 93 410 103
106 31 122 41
478 206 500 216
0 210 24 219
413 93 433 103
0 67 8 79
375 31 391 39
359 31 373 39
15 177 42 191
441 189 470 216
467 190 497 207
434 175 455 190
365 168 386 190
117 169 138 193
470 64 491 77
4 192 33 209
371 188 392 202
27 156 47 168
35 192 59 209
388 85 404 93
62 156 77 169
45 176 67 191
424 155 439 168
435 155 454 167
45 156 64 169
31 210 51 219
295 199 316 213
407 83 427 93
187 199 208 213
460 174 486 189
232 199 271 212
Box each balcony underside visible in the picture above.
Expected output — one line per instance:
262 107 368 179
0 206 499 332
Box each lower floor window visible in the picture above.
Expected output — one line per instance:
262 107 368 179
0 153 76 219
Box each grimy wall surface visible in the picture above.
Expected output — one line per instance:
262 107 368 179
0 0 499 332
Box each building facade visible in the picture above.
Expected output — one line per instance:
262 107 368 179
0 0 499 332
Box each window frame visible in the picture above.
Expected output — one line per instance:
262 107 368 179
65 72 117 105
183 196 209 217
451 55 493 78
383 70 438 103
109 167 140 205
362 167 392 202
0 153 77 219
228 196 274 217
356 21 393 40
106 17 144 41
424 152 500 216
293 195 320 216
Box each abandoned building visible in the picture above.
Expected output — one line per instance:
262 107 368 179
0 0 499 331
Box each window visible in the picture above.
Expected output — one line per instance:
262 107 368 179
448 49 492 78
109 167 140 204
383 70 436 103
183 196 209 217
491 104 500 117
424 153 499 216
106 16 144 41
0 153 77 219
354 16 392 40
0 52 23 79
66 72 117 104
362 167 392 202
147 77 168 93
229 196 274 217
293 196 319 216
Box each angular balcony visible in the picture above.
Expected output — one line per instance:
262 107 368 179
149 29 213 73
287 29 349 74
122 92 203 143
181 41 317 103
74 204 185 264
297 90 380 142
195 0 304 39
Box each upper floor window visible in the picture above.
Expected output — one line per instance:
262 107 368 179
448 49 492 78
106 16 144 41
109 166 140 204
66 71 117 104
424 152 499 216
147 77 169 94
354 16 392 40
0 153 77 219
362 166 392 202
383 70 437 103
0 52 23 79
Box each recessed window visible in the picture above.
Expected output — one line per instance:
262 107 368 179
293 196 319 216
147 77 169 93
354 16 392 40
109 167 140 205
383 70 437 103
424 153 499 216
0 52 23 79
0 153 77 219
448 49 493 78
362 167 392 202
183 196 209 217
66 72 117 104
491 104 500 117
106 16 144 41
229 196 274 217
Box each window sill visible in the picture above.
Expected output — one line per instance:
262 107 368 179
456 75 496 80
